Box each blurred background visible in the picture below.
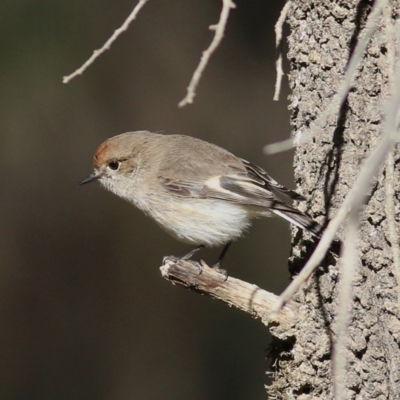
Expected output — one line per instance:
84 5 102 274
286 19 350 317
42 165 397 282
0 0 293 399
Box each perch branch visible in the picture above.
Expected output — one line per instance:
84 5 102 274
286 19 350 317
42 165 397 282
160 257 299 329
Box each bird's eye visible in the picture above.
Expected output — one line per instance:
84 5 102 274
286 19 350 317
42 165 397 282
108 161 120 171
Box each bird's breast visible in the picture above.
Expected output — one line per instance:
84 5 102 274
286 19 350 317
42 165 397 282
147 198 251 247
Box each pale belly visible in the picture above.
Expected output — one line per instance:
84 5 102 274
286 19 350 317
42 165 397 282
148 199 253 247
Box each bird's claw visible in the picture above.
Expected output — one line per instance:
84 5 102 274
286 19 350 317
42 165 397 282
162 255 180 265
212 262 228 281
163 256 203 275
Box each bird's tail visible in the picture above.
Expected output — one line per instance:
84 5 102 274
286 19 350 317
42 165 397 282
271 208 323 238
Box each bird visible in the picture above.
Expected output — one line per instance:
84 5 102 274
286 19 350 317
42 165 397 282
80 131 321 268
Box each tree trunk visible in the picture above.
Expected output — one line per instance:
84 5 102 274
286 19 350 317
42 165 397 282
267 1 400 398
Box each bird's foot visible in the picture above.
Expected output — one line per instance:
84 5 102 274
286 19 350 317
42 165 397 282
211 261 228 281
163 255 203 275
162 255 180 265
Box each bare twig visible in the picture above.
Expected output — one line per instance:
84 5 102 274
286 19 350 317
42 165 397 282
273 212 343 312
273 1 292 102
160 257 299 328
264 137 293 155
265 0 387 155
333 212 360 400
63 0 149 84
178 0 236 107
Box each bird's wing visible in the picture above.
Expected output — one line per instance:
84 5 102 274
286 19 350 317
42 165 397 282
157 135 304 201
156 137 320 235
158 153 304 208
159 173 321 236
205 174 322 236
159 170 299 212
240 159 305 201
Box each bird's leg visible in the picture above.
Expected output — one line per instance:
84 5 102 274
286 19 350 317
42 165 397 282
162 245 205 274
178 244 205 275
163 244 204 273
212 242 232 280
182 244 205 260
214 242 232 268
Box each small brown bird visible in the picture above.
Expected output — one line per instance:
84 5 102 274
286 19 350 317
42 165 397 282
81 131 321 266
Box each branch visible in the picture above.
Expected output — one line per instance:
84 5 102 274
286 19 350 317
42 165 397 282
273 1 292 102
160 257 299 329
178 0 236 107
264 137 294 155
63 0 149 84
333 211 360 400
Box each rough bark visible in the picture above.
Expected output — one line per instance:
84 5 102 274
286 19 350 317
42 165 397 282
266 1 400 399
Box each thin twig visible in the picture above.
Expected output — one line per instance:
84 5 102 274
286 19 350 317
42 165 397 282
273 208 344 312
264 137 293 155
178 0 236 107
160 257 299 328
265 0 387 155
273 1 292 102
63 0 149 84
333 212 359 400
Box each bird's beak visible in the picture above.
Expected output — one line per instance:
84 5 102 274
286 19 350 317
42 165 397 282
79 171 102 185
